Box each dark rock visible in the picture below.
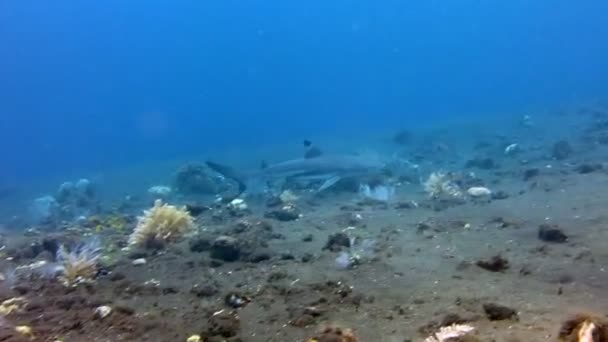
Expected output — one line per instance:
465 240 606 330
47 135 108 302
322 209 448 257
323 233 351 252
41 237 60 256
210 236 241 262
207 310 240 337
189 237 212 253
301 253 313 263
523 168 540 181
393 129 412 145
280 253 295 260
264 206 300 221
185 203 210 216
128 250 149 260
576 163 603 174
483 302 517 321
465 157 496 169
538 224 568 243
476 255 509 272
491 190 509 200
174 163 218 195
304 146 323 159
110 272 126 281
191 283 219 297
290 314 315 327
265 196 282 208
248 252 271 263
552 140 573 160
302 234 313 242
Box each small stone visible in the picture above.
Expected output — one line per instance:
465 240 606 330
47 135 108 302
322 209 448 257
323 233 351 252
132 258 147 266
538 224 568 243
186 335 202 342
523 168 540 181
576 163 602 174
94 305 112 319
476 255 509 272
491 190 509 200
483 302 517 320
210 236 241 262
264 205 300 221
552 140 572 160
467 187 492 197
465 157 496 169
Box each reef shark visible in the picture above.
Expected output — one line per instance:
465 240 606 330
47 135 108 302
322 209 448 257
206 154 386 196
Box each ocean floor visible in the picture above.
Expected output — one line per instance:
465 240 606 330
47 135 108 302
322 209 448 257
2 108 608 341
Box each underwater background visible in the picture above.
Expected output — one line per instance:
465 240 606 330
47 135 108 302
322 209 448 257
1 0 608 198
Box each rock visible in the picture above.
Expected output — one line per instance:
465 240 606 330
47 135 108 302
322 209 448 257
207 310 240 338
247 251 271 263
552 140 573 160
189 237 212 253
483 302 517 321
174 163 219 195
393 129 412 145
476 255 509 272
191 283 219 298
538 224 568 243
523 168 540 181
264 205 300 221
301 253 313 263
491 190 509 200
93 305 112 319
465 157 496 169
185 203 210 216
576 163 603 174
467 187 492 197
302 234 313 242
323 233 351 252
132 258 147 266
210 236 241 262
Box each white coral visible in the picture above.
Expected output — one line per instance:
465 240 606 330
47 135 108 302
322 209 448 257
128 199 193 247
424 324 475 342
423 172 463 199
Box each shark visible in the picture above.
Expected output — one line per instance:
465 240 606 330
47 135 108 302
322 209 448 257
206 154 386 196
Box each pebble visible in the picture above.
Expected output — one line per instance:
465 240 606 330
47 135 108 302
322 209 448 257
94 305 112 319
132 258 147 266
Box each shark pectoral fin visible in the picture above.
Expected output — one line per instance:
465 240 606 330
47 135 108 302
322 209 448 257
317 175 341 192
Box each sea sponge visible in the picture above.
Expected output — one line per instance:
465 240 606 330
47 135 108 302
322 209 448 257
128 199 193 248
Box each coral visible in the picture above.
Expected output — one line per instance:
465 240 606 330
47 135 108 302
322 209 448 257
128 199 194 248
424 323 475 342
559 313 608 342
423 172 463 199
55 238 102 286
359 184 395 202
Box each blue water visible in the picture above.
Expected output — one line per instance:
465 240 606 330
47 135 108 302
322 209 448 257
1 0 607 183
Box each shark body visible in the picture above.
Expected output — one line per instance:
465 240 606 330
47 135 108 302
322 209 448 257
206 155 385 195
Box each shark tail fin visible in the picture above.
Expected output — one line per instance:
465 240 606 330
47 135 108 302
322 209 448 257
205 161 247 195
